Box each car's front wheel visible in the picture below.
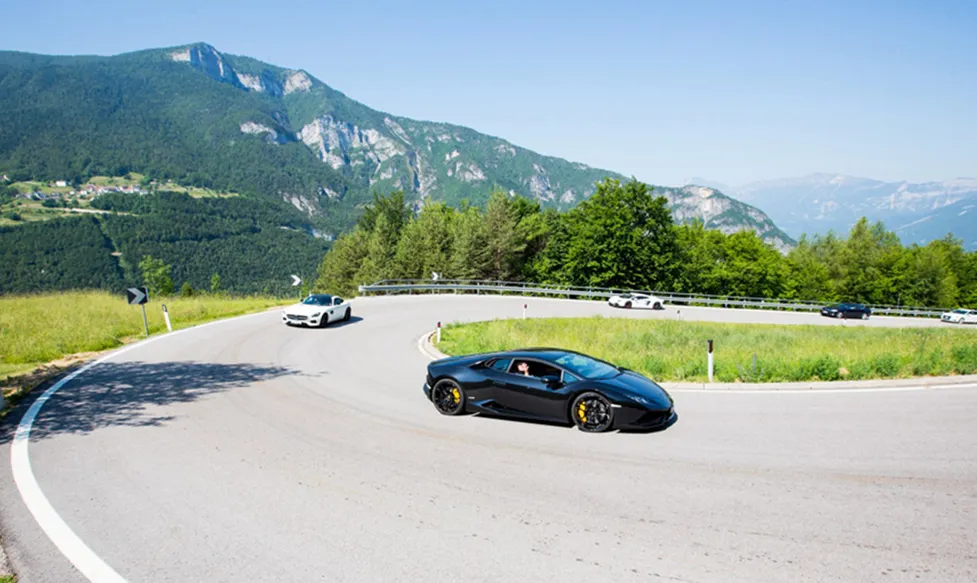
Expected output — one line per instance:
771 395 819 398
344 308 351 321
570 392 614 433
431 379 466 416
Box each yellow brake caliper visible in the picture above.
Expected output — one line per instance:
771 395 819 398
452 388 461 404
577 402 588 423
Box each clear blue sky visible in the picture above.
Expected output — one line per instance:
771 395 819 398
3 0 975 186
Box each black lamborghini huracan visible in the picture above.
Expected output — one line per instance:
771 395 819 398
423 348 677 433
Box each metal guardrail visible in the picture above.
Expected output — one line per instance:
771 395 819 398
357 279 954 318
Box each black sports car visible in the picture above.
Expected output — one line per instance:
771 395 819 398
422 348 677 433
820 302 872 319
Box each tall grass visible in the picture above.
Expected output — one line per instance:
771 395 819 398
0 290 292 378
438 316 977 382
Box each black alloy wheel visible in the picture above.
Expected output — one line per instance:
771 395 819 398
624 301 632 309
319 313 329 328
653 302 662 310
432 379 466 415
570 392 614 433
344 308 351 321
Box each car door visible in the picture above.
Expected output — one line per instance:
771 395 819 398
474 357 514 409
330 296 344 319
497 359 571 422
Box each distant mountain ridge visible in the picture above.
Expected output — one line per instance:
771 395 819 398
0 42 793 249
688 173 977 250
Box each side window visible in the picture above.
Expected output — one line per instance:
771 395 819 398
510 359 559 378
536 363 562 378
334 297 344 305
562 371 581 384
489 358 512 372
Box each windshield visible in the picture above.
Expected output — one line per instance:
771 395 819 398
302 295 332 306
553 353 620 380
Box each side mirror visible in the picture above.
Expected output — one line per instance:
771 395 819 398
540 375 563 389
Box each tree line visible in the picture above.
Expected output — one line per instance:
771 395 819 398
0 191 329 296
315 178 977 309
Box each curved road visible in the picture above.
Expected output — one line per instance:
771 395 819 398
2 295 976 583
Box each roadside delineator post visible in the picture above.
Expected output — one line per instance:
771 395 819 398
523 303 527 320
707 339 714 382
162 304 173 332
436 321 441 343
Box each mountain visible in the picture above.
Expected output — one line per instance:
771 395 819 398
650 185 794 252
723 173 977 249
0 42 791 249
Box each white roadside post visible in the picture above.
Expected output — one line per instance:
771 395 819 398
162 304 172 332
707 339 714 382
523 303 527 320
436 321 441 343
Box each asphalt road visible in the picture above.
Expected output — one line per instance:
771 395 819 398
2 295 976 583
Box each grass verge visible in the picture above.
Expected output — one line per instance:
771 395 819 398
437 316 977 383
1 290 293 411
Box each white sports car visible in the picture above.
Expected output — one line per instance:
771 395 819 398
940 308 977 324
608 293 665 310
282 293 351 327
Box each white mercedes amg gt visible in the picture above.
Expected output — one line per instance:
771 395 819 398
607 293 665 310
282 293 351 327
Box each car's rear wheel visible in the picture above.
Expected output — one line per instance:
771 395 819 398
431 379 466 416
653 302 662 310
570 392 614 433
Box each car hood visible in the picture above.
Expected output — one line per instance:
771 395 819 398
602 370 673 409
284 303 329 315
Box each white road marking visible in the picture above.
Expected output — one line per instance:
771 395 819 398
12 351 133 583
10 310 275 582
670 383 977 394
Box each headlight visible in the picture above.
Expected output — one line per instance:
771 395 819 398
312 312 322 317
630 395 653 406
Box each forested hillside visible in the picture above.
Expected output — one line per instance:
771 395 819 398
316 179 977 309
0 43 791 246
0 191 329 295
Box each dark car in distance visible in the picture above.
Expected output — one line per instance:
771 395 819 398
820 302 872 319
423 348 677 433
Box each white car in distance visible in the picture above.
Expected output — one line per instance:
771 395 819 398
608 293 665 310
940 308 977 324
282 293 351 327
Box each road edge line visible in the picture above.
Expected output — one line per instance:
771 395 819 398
416 325 977 393
9 308 276 583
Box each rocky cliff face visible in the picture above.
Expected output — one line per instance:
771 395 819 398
162 42 792 248
652 186 795 252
